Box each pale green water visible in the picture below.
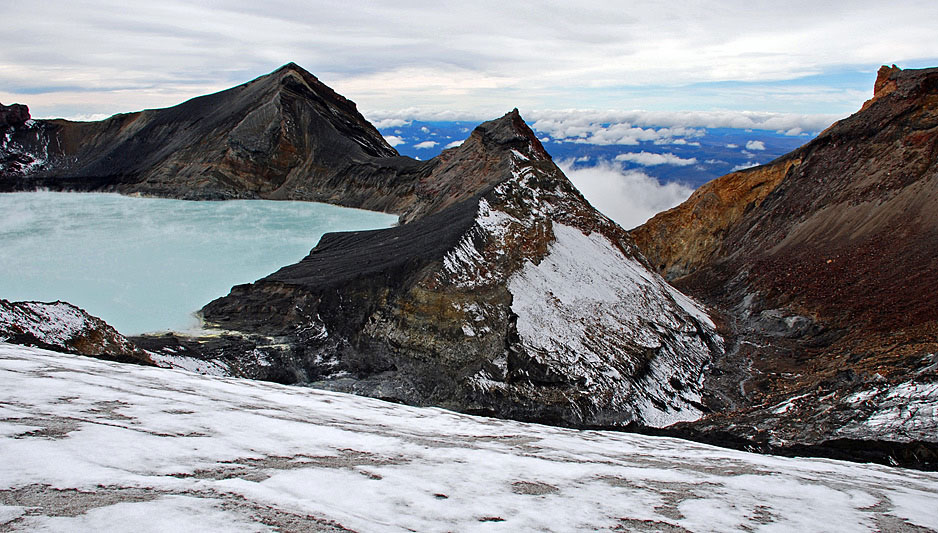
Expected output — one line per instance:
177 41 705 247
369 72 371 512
0 192 398 334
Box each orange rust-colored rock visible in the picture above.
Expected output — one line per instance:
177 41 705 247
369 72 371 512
631 157 799 280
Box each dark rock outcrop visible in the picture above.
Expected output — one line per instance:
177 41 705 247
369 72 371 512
632 66 938 469
0 299 153 365
0 103 30 128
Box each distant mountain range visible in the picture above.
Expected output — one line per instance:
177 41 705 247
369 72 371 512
2 63 936 469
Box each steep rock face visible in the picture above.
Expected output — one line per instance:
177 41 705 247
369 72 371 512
195 111 722 428
0 64 427 212
0 299 153 365
632 66 938 467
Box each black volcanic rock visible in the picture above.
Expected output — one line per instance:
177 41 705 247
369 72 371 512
0 64 427 212
0 103 30 128
632 66 938 468
0 299 153 365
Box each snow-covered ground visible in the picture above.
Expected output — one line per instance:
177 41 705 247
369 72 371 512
1 343 937 532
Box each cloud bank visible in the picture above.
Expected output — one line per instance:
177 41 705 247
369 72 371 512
558 160 694 230
529 109 842 142
614 152 697 167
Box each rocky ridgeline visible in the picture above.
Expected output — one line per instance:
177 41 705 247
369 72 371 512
0 65 721 429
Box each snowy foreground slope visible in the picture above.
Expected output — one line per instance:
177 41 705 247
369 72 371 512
1 344 937 533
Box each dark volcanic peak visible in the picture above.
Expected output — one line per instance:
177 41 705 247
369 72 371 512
632 65 938 468
197 103 722 428
0 62 405 202
397 108 553 222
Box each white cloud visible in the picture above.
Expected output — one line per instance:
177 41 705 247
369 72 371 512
558 160 694 230
420 126 430 133
414 140 438 149
373 118 411 129
614 151 697 167
530 109 841 141
532 115 706 146
731 162 760 171
726 143 739 148
745 140 766 150
383 135 405 147
444 139 464 148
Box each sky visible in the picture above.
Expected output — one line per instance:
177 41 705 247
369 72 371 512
3 1 938 123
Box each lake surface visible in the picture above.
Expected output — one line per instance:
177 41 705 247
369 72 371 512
0 192 398 334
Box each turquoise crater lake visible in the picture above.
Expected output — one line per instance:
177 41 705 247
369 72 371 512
0 192 398 335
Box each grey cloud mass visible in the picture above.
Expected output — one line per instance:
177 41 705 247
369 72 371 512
2 1 938 120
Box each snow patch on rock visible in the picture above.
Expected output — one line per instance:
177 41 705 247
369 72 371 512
507 223 718 427
840 380 938 441
0 301 91 346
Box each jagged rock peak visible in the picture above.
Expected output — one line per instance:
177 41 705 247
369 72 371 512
471 108 551 160
861 64 938 111
874 64 901 96
0 102 30 128
199 102 722 428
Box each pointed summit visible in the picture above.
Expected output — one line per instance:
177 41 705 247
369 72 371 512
1 62 401 199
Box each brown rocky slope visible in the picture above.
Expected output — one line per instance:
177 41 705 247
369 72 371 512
632 65 938 468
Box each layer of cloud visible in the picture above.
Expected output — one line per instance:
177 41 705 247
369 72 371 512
529 109 842 140
558 160 694 230
383 135 405 147
373 118 411 129
614 152 697 167
3 2 937 120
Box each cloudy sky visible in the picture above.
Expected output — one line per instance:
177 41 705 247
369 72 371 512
3 1 937 123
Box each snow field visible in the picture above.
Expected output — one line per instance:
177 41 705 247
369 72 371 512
1 343 937 532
